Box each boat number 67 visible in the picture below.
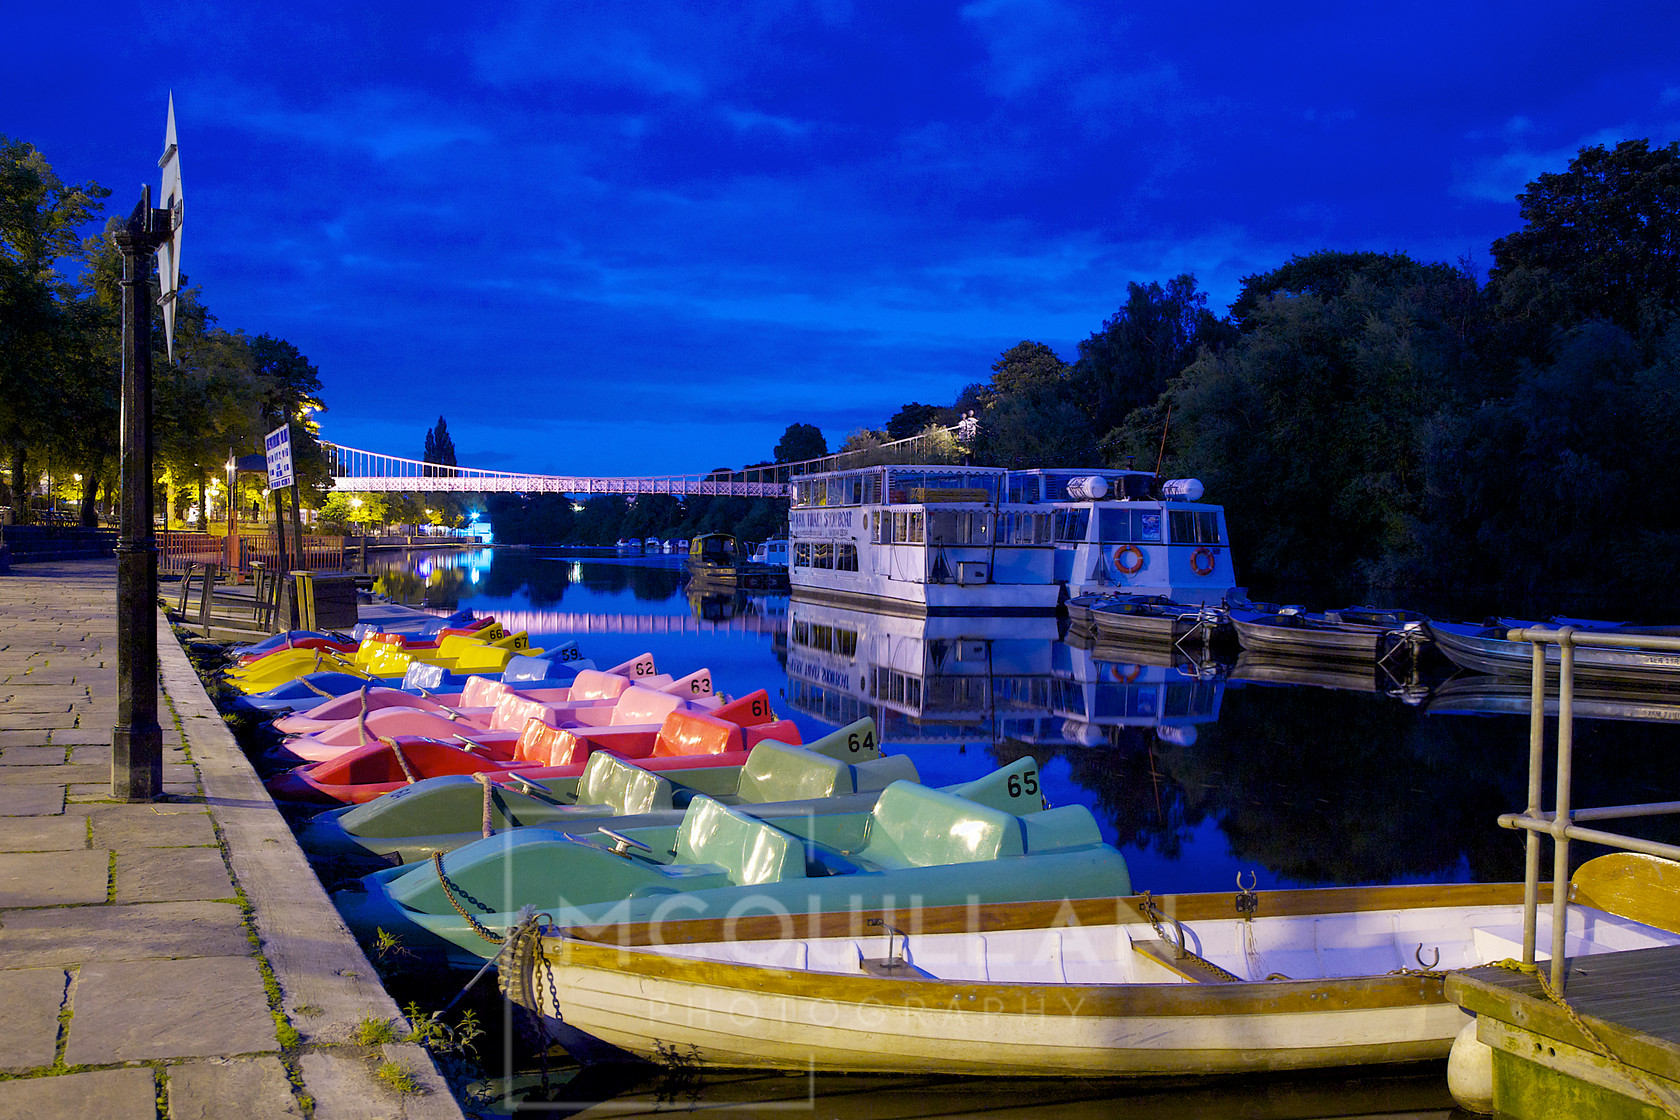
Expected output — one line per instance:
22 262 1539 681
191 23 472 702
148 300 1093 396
1008 770 1039 797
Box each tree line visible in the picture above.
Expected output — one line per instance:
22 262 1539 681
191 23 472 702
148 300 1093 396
1 137 330 528
827 140 1680 605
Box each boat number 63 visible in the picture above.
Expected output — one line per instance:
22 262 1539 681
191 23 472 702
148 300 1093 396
1007 770 1039 797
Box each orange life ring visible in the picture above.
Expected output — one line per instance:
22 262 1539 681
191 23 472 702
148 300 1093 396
1191 547 1216 576
1113 545 1145 575
1119 663 1142 683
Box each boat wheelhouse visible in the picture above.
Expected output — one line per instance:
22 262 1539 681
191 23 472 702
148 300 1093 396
788 464 1058 616
750 537 790 568
1004 468 1238 605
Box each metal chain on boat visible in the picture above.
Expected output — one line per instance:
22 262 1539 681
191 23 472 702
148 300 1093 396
1137 892 1246 982
497 908 561 1094
430 850 504 945
1491 958 1680 1120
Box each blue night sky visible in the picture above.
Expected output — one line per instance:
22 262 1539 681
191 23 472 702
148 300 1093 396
9 2 1680 478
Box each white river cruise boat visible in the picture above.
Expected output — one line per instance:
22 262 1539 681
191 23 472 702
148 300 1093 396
788 464 1058 616
786 463 1238 614
1007 467 1238 604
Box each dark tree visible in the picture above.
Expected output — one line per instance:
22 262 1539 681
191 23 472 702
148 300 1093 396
1490 139 1680 339
885 402 946 440
1069 275 1231 451
773 423 827 463
423 416 457 476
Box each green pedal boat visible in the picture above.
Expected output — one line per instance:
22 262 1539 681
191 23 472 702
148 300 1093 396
334 761 1130 969
298 717 910 873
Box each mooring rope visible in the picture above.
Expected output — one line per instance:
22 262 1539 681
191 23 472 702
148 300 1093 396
476 771 496 838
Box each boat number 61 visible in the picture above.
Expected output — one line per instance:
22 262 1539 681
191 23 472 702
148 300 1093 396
1008 770 1039 797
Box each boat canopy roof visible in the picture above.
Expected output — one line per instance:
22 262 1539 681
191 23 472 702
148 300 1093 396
1004 468 1156 503
791 464 1006 509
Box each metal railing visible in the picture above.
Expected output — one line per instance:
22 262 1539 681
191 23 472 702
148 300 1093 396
158 530 345 575
319 423 973 499
1500 625 1680 991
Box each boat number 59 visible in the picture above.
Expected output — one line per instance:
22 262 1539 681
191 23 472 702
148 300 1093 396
1008 770 1039 797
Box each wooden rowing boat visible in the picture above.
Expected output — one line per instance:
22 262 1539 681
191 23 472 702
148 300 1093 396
503 861 1680 1077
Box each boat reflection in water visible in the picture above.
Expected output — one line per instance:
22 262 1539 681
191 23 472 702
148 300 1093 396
781 601 1224 749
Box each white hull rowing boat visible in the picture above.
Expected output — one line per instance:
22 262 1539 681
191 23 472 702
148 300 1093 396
504 870 1680 1076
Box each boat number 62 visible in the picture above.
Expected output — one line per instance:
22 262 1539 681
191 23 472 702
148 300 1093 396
1008 770 1039 797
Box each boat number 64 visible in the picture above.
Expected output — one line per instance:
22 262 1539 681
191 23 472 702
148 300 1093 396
1008 770 1039 797
846 730 876 753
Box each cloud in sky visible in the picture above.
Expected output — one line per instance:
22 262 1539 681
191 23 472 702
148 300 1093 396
7 0 1680 475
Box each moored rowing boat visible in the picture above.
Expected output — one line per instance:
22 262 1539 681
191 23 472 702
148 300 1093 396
504 862 1680 1076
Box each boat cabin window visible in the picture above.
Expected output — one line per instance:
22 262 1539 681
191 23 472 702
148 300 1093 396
1006 475 1041 503
1168 510 1222 545
927 510 990 545
1097 508 1163 543
793 543 811 567
791 620 859 657
996 511 1052 544
871 666 923 710
887 511 925 544
836 543 859 571
1053 508 1091 543
812 542 833 569
884 469 999 504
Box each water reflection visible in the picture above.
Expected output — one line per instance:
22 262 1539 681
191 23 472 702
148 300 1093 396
360 548 1680 1118
372 548 1680 893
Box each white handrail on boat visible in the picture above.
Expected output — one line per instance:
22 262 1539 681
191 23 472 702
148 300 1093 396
1498 625 1680 993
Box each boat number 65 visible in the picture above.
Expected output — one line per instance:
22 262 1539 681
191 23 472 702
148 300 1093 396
1008 770 1039 797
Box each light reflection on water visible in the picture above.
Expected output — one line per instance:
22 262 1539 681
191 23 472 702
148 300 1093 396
370 546 1680 892
365 546 1680 1116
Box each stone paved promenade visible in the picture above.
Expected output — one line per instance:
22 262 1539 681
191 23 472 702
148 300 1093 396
0 559 463 1119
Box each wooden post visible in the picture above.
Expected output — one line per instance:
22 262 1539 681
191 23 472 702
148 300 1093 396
291 570 317 631
272 486 289 573
289 477 306 573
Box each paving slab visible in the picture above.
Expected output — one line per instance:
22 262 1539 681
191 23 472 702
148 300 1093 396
113 846 234 903
166 1055 304 1120
64 955 278 1065
0 849 109 906
80 802 219 848
0 815 88 851
0 729 52 748
0 784 65 816
300 1044 457 1120
0 762 109 785
0 1066 156 1118
59 730 118 748
0 900 249 968
0 967 70 1072
0 712 69 731
0 745 71 765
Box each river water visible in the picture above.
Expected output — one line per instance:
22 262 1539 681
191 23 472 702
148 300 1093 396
360 546 1680 1118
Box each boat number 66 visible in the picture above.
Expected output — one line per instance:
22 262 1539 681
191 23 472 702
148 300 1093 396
1008 770 1039 797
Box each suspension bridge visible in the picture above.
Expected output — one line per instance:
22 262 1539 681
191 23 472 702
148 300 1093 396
321 423 970 498
323 443 790 497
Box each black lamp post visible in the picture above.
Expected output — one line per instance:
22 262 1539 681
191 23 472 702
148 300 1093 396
111 186 171 801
